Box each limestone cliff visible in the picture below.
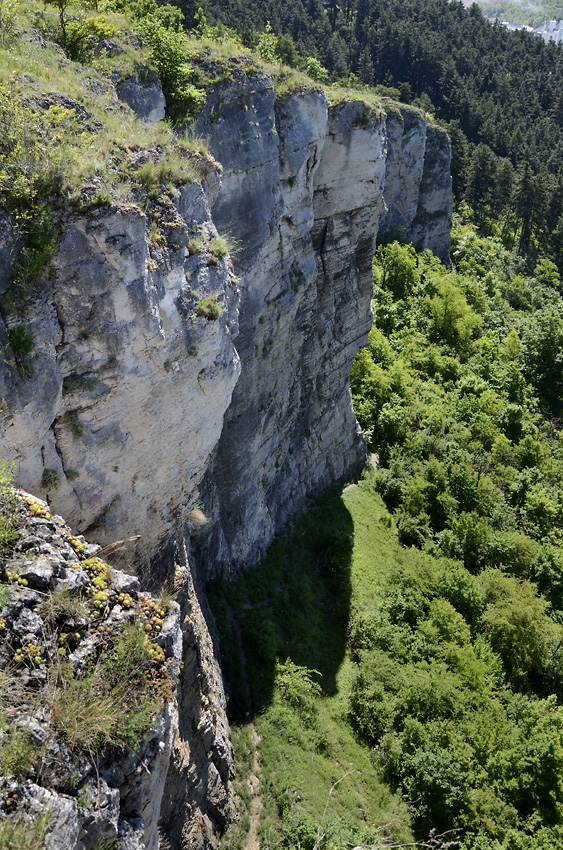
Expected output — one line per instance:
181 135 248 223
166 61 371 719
0 66 451 849
0 177 240 572
0 76 450 582
191 77 452 576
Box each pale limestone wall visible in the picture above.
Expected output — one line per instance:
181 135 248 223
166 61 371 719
192 84 451 577
0 180 241 572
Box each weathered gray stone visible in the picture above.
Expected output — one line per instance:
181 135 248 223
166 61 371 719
159 549 235 850
76 777 120 850
11 606 44 638
191 83 452 576
17 555 61 589
0 210 23 292
0 185 241 573
110 568 140 595
115 68 166 122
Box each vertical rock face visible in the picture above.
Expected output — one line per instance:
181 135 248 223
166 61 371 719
380 109 453 257
192 80 452 577
159 545 235 850
0 179 241 572
0 78 450 580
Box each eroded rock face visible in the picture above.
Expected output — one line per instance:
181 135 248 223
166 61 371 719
191 79 452 577
0 179 240 573
381 110 453 257
115 68 166 123
159 544 235 850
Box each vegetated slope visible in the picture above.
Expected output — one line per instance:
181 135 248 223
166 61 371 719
211 220 563 850
206 0 563 266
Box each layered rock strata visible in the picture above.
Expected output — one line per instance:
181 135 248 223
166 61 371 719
159 545 235 850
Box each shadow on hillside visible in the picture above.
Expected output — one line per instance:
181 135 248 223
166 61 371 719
207 486 354 722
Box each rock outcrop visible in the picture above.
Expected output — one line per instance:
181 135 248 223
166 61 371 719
159 545 235 850
0 491 182 850
0 177 240 573
115 67 166 123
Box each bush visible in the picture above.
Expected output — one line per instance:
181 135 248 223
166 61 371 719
0 460 17 550
0 83 71 213
195 294 222 319
0 0 19 48
304 56 328 82
0 816 47 850
136 16 206 121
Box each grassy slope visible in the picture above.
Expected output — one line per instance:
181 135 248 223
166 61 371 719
209 479 416 849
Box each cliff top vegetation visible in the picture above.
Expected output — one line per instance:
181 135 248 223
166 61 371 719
204 0 563 270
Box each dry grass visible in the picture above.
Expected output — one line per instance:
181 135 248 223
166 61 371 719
0 816 47 850
39 588 88 624
49 666 130 756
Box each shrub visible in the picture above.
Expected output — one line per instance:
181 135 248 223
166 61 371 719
0 0 19 48
0 83 70 212
135 17 206 121
4 209 57 310
210 235 230 259
304 56 328 82
0 724 40 777
0 816 47 850
6 324 33 377
0 460 17 550
64 409 83 437
40 468 60 491
63 15 117 62
195 294 222 319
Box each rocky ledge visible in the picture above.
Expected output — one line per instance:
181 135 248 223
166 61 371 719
0 489 181 850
